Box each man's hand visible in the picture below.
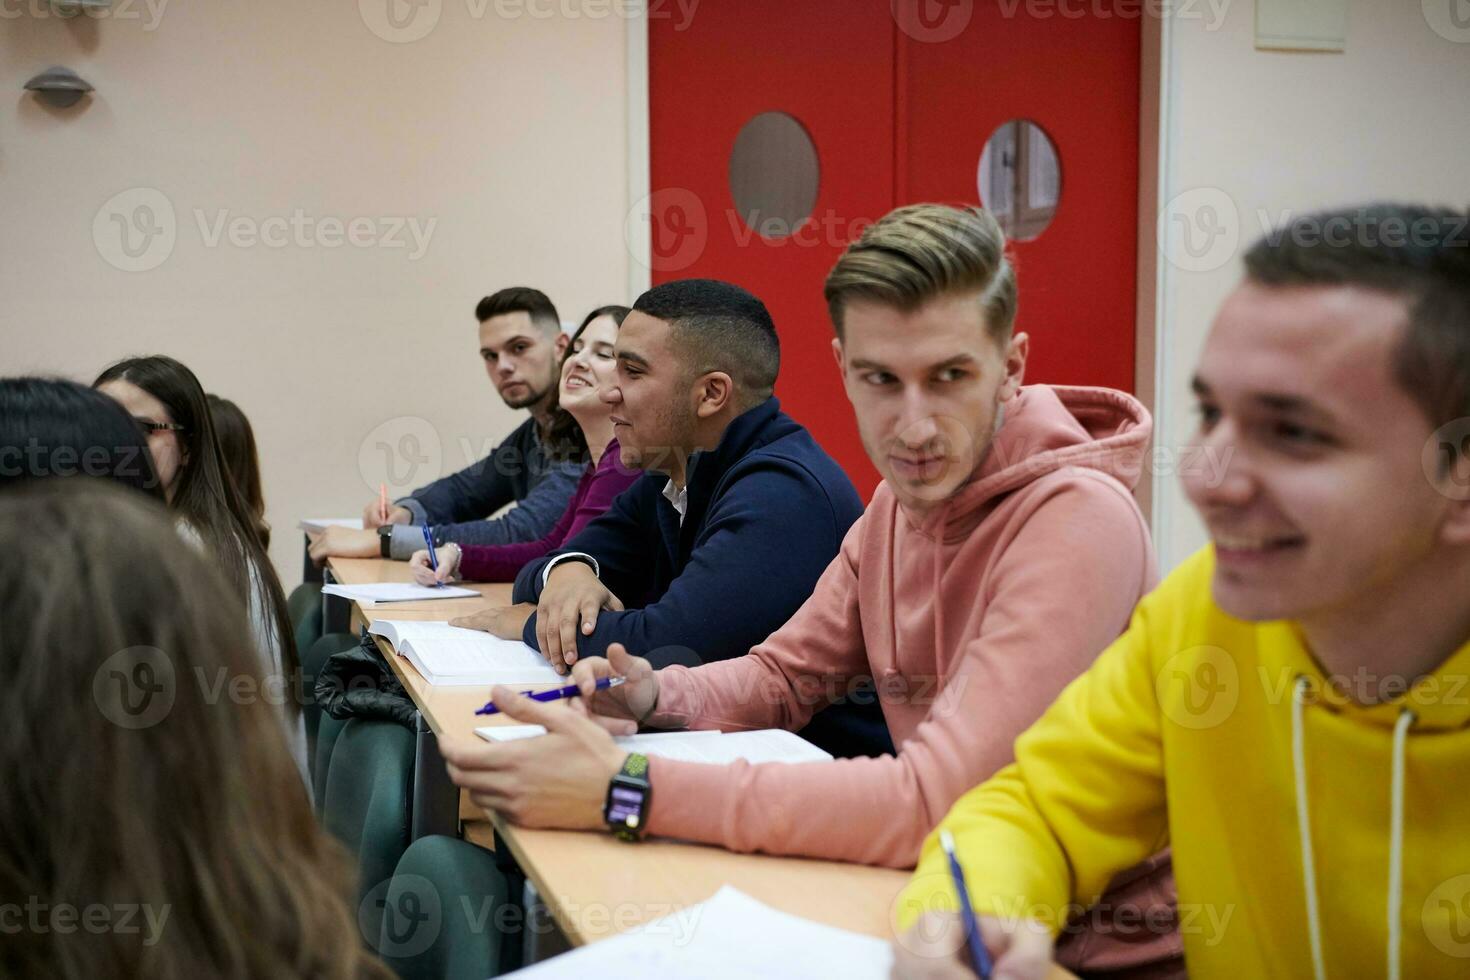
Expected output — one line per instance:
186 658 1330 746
363 501 412 527
307 526 380 564
440 687 629 829
536 561 624 672
891 912 1055 980
566 643 660 735
450 603 535 640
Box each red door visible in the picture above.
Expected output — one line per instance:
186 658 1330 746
649 2 1140 497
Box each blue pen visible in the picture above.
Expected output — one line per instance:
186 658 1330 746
941 829 993 979
422 524 441 586
475 675 626 716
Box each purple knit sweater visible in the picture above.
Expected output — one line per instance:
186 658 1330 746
456 439 641 582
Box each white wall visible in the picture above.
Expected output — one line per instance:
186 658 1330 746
1148 1 1470 570
1 0 633 583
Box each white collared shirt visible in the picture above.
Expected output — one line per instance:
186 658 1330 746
662 477 689 525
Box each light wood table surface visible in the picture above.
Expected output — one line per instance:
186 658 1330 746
323 557 1076 977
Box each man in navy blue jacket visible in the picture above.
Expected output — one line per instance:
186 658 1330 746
454 279 889 755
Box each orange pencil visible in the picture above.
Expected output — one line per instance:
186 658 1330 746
379 483 388 525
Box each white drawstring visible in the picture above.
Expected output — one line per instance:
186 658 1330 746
1292 676 1327 980
1386 707 1414 980
1292 675 1416 980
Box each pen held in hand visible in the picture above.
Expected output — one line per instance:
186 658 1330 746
475 675 627 716
940 828 994 980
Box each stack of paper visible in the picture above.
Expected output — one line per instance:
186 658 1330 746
321 582 479 606
369 620 563 687
506 886 891 978
476 725 834 765
298 517 363 533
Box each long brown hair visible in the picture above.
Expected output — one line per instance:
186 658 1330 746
95 356 298 710
207 393 270 550
0 481 390 979
543 304 631 460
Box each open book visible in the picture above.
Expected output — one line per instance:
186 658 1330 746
476 725 833 765
368 620 563 687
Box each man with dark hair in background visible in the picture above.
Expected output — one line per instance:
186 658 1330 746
310 286 582 562
454 277 888 756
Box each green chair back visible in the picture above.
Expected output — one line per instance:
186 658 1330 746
378 835 512 980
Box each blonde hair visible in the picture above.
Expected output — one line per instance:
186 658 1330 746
824 203 1017 342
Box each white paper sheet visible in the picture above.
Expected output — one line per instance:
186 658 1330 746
369 620 563 687
322 582 479 606
506 885 892 979
475 726 832 764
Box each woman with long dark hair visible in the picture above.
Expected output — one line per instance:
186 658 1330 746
409 304 640 584
0 481 391 979
96 356 306 781
207 393 271 550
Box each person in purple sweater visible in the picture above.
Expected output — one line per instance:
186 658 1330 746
409 304 641 584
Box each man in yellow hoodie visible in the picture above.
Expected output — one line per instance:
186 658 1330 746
894 203 1470 979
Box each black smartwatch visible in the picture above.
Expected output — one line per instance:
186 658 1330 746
604 753 652 841
377 525 393 558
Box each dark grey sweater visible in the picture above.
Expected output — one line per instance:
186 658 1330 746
388 417 581 559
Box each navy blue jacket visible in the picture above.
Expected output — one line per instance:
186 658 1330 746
512 398 863 670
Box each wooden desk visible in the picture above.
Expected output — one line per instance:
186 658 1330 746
323 558 1075 977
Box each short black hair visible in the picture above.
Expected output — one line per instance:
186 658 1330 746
632 278 780 405
1243 203 1470 439
474 287 561 334
0 377 164 498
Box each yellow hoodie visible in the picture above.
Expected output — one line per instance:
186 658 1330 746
899 547 1470 978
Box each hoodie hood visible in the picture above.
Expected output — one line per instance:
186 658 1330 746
916 384 1152 542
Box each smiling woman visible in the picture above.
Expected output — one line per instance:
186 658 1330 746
409 304 642 587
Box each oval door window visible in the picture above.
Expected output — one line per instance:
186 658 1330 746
728 111 820 239
977 119 1061 241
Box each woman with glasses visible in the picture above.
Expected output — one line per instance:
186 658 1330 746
96 355 307 786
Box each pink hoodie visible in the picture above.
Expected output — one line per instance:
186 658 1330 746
642 385 1179 970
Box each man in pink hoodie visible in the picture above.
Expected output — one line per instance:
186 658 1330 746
441 204 1180 974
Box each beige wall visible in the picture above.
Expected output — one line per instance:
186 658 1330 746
1147 1 1470 571
1 1 633 584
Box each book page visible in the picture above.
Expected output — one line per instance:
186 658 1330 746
474 727 829 764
